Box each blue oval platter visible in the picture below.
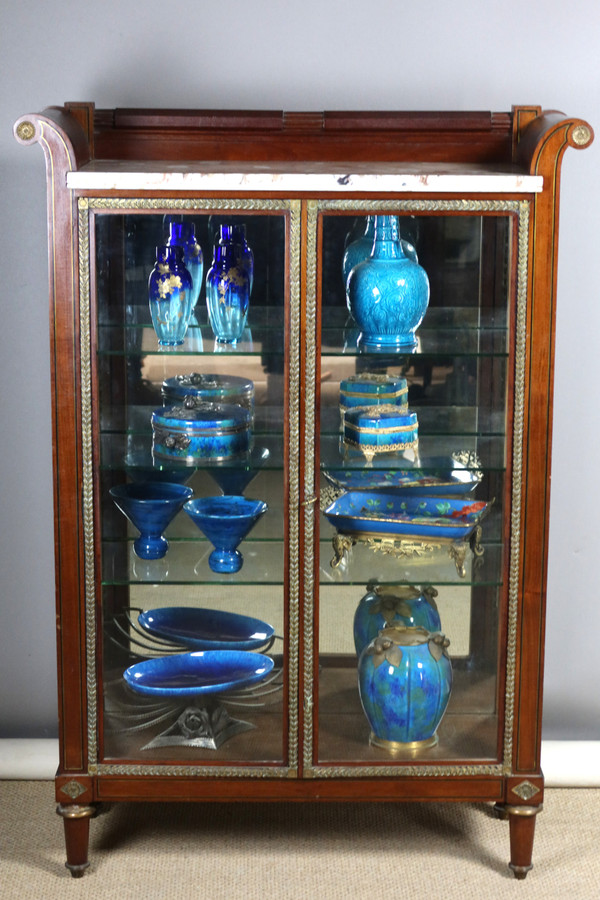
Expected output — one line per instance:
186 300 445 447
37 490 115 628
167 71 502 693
138 607 275 651
323 491 489 541
123 651 274 697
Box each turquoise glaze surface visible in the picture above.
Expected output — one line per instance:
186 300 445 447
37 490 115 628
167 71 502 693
342 215 418 287
151 401 251 462
184 495 268 573
109 481 193 559
353 585 441 655
162 372 254 414
343 406 418 451
123 650 274 697
346 215 429 349
357 627 452 746
339 373 408 413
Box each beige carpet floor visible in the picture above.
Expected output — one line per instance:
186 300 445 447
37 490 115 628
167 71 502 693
1 782 598 898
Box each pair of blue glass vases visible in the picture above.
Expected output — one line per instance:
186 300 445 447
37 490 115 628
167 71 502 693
148 221 253 346
344 215 430 350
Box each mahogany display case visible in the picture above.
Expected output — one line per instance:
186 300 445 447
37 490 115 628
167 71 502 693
14 103 593 878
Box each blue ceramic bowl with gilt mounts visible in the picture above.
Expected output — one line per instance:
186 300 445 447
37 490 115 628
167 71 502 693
357 626 452 750
152 398 252 463
323 492 489 541
353 584 441 656
123 650 274 697
343 405 418 460
184 495 268 573
162 372 255 416
138 607 275 651
339 373 408 415
109 481 193 559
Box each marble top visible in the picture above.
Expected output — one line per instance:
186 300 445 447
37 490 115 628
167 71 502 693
66 160 543 193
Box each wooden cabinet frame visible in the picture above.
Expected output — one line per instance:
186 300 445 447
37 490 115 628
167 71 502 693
14 104 593 878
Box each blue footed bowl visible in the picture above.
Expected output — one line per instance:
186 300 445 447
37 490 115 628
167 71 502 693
358 626 452 749
109 482 193 559
123 650 274 697
184 495 268 573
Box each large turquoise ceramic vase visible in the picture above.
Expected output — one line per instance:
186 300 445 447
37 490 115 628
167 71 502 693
342 215 417 287
353 584 441 656
167 220 204 311
148 245 194 346
206 225 252 343
357 626 452 750
346 215 429 349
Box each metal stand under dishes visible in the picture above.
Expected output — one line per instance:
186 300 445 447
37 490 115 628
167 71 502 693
346 214 429 350
148 245 194 346
357 625 452 752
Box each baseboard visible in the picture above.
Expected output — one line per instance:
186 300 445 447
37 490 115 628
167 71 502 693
1 739 598 786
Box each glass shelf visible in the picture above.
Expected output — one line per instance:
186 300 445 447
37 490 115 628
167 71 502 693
100 434 285 472
102 539 285 586
100 405 286 435
320 435 507 471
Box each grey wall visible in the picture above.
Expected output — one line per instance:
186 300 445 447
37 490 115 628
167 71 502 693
1 0 599 740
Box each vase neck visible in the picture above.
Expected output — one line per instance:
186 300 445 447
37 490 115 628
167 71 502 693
220 224 246 244
168 221 194 245
371 215 405 260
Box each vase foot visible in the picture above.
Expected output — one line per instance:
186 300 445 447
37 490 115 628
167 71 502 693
369 732 438 753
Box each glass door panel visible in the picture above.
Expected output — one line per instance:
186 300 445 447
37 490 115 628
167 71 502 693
314 208 515 768
92 208 294 766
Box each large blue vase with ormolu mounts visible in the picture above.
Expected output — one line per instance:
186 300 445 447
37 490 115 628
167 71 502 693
353 584 441 656
342 215 417 288
167 220 204 311
148 245 194 346
346 215 429 349
357 626 452 750
206 225 252 343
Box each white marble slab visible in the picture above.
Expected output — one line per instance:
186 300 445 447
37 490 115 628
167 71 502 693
66 160 543 193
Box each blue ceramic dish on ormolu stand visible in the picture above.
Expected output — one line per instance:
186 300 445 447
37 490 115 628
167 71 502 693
184 495 268 573
109 482 193 559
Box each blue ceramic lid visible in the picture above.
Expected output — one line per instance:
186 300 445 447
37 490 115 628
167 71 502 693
152 399 251 431
340 373 408 397
162 372 254 401
344 405 417 430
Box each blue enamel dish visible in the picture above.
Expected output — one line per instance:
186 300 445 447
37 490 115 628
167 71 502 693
123 650 274 697
138 607 275 651
323 492 489 541
323 455 482 496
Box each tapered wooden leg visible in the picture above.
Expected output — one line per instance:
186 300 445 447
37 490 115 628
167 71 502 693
506 804 543 880
56 803 96 877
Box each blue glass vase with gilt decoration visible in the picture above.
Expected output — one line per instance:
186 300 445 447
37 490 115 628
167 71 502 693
166 220 204 311
346 215 429 349
206 225 252 343
148 245 194 346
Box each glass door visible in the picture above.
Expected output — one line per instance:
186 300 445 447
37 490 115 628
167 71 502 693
307 200 527 774
82 200 301 773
